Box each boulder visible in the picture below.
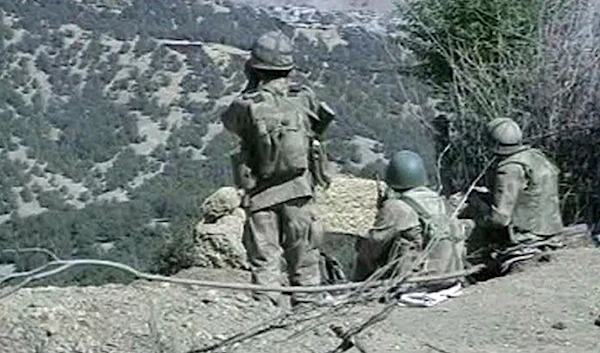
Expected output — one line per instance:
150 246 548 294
193 208 248 269
314 175 377 236
201 187 243 223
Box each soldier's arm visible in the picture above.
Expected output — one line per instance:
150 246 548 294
220 98 251 136
221 98 258 193
489 163 526 227
297 84 319 111
354 201 419 280
367 200 420 242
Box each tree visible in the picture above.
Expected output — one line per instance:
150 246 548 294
20 186 34 203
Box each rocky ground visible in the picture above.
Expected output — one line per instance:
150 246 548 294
1 247 599 353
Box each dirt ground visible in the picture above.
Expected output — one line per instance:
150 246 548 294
1 247 599 353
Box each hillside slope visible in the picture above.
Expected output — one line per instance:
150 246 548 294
0 0 439 280
228 0 397 13
1 248 599 353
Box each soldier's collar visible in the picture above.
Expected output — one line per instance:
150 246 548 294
259 78 289 96
493 144 530 156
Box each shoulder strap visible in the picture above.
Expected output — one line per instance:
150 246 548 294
399 195 431 220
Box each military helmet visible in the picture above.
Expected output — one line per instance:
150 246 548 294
487 118 525 155
385 150 428 191
249 31 294 71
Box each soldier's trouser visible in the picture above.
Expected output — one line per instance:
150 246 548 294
353 228 423 282
243 197 322 306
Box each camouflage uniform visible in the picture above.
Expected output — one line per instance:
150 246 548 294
221 31 331 306
354 151 468 284
354 186 441 281
487 118 564 245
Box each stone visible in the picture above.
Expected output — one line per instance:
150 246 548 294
201 187 243 223
193 208 248 269
314 175 377 236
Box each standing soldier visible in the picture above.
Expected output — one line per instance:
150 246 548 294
482 118 564 270
354 150 470 290
221 31 334 307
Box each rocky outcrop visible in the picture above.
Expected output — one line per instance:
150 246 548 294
193 187 249 269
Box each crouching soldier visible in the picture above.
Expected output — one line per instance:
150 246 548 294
221 31 334 307
478 118 564 272
353 150 471 290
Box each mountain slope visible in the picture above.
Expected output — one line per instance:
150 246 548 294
0 0 439 282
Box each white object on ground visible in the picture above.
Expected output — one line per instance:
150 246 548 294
0 264 16 277
397 282 464 308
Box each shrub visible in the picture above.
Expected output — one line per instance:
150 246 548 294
152 222 196 275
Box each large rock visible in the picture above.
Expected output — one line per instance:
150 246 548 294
193 207 248 269
315 175 378 237
314 175 379 275
201 187 243 223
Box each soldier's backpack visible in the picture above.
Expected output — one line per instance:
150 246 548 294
400 195 468 283
250 90 313 181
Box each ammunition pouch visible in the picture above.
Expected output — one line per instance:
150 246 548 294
312 102 335 136
308 102 335 189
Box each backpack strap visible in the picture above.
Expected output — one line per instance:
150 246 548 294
401 194 463 242
399 194 432 220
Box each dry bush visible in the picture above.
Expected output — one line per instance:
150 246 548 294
399 0 600 224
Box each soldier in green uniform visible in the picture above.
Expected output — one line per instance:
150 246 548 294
483 118 564 259
221 31 334 307
353 150 469 288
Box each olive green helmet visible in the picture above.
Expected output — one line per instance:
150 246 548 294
249 31 294 71
487 118 525 155
385 150 427 191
